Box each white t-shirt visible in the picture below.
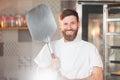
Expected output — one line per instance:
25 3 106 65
34 38 103 79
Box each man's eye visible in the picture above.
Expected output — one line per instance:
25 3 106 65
64 23 68 25
71 22 75 24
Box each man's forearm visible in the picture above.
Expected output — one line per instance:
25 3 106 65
72 73 103 80
59 74 101 80
59 67 103 80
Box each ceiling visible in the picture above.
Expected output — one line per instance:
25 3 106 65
78 0 120 5
78 0 120 8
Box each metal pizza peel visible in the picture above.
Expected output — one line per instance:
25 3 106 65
25 4 57 54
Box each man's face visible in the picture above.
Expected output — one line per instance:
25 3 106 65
60 15 80 41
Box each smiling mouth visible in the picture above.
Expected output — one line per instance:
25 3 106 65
65 31 74 35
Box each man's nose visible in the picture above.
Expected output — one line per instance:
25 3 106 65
66 24 72 30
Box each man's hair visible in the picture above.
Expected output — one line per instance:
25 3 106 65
59 9 79 21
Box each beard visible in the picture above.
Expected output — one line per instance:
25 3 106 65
62 28 78 41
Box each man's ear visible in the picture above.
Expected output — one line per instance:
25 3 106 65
59 20 62 30
78 21 80 28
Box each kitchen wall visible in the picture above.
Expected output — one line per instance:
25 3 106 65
1 0 119 80
0 0 61 80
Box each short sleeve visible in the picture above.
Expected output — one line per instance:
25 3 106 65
90 45 103 68
34 44 52 68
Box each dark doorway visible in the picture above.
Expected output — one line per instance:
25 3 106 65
82 5 103 41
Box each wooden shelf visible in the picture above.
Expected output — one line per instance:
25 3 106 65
0 27 28 30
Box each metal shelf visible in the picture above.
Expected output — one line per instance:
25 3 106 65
106 32 120 35
110 60 120 64
107 18 120 22
103 4 120 80
111 72 120 76
110 46 120 49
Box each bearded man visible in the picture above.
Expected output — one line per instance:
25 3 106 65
34 9 103 80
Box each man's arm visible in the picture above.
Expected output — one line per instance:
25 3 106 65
89 67 103 80
75 67 103 80
58 67 103 80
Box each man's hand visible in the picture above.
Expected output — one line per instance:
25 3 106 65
58 76 69 80
51 54 61 70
